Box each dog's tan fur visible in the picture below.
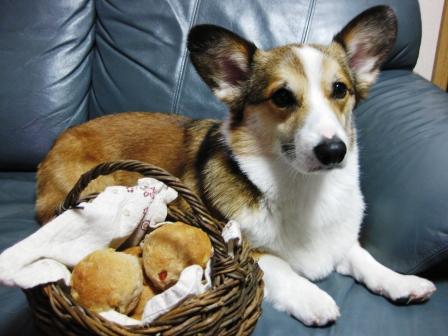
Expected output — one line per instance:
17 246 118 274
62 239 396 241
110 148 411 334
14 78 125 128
36 111 264 223
36 112 189 223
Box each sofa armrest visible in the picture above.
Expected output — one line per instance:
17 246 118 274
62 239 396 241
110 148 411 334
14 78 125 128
356 70 448 274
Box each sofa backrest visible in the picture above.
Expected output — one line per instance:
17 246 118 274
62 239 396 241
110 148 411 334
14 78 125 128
0 0 421 171
0 0 94 171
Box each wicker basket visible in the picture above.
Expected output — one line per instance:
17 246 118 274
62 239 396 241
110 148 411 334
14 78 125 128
25 160 264 335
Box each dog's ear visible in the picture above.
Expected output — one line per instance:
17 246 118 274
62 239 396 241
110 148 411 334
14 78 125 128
333 6 397 98
188 24 257 106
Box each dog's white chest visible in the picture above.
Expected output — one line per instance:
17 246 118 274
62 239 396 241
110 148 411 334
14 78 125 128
234 153 364 280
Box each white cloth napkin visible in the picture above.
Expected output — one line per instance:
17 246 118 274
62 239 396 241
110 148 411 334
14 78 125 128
0 178 177 289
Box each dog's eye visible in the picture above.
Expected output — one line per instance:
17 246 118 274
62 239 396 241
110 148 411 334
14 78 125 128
332 82 348 99
271 88 296 108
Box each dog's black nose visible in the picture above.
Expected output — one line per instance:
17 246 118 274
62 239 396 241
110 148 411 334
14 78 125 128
313 137 347 166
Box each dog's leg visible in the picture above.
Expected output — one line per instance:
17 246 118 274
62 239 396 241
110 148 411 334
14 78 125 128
336 242 436 303
258 254 340 326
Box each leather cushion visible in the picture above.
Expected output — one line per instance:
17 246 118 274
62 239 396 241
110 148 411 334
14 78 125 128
356 70 448 274
254 271 448 336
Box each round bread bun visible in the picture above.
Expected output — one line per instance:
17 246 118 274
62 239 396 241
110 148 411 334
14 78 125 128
122 246 142 258
142 222 212 290
71 249 143 314
130 283 158 320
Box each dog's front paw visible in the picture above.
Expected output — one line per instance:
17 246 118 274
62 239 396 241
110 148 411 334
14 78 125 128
372 274 436 303
275 284 340 327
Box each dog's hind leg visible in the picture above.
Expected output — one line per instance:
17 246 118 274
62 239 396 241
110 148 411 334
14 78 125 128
258 254 340 327
336 242 436 303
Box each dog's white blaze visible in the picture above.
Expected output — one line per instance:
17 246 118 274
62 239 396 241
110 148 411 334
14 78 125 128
295 46 347 146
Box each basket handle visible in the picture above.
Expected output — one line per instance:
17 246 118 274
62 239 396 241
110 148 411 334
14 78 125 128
58 160 227 255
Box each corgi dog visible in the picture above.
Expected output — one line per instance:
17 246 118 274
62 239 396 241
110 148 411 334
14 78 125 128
36 6 436 326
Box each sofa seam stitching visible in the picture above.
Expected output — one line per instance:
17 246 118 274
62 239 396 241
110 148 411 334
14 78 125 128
89 0 98 119
170 0 201 115
300 0 316 43
405 243 448 274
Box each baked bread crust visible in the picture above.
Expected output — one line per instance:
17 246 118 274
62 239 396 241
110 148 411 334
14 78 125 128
142 222 212 290
71 249 143 314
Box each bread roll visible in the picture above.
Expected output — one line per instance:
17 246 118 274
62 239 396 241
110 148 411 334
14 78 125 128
130 284 158 320
142 222 212 290
71 249 143 314
122 246 142 258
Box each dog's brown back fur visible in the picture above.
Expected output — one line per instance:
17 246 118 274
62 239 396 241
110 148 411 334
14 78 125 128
36 112 192 223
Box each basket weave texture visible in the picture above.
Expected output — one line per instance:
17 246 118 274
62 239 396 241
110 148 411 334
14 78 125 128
25 160 264 335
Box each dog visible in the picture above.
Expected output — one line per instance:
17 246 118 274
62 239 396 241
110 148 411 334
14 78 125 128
36 6 436 326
